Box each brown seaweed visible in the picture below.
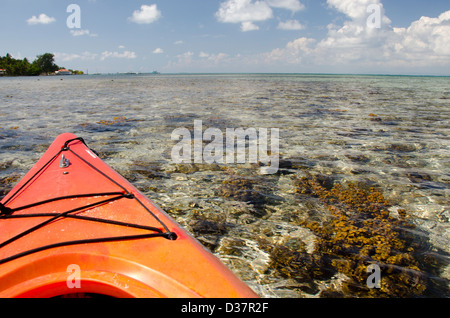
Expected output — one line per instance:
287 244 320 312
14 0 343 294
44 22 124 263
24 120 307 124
260 174 449 297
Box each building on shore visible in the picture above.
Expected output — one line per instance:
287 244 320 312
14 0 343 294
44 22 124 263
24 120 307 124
0 69 6 76
55 69 72 75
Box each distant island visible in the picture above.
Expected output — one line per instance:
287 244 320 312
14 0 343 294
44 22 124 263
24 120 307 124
0 53 84 76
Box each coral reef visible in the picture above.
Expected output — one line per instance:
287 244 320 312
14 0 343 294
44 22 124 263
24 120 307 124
218 176 266 207
97 116 131 126
187 209 231 251
96 116 144 126
0 172 21 199
260 174 449 297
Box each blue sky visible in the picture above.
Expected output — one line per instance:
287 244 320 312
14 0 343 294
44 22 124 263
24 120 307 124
1 0 449 74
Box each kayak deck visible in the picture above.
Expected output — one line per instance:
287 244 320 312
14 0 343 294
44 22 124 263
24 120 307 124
0 133 258 298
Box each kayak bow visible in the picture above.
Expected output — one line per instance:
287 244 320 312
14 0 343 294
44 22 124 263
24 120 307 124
0 133 258 298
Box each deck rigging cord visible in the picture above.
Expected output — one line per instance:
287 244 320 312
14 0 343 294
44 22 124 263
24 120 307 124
0 137 177 265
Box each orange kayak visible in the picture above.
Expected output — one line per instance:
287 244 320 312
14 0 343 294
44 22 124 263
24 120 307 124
0 133 258 298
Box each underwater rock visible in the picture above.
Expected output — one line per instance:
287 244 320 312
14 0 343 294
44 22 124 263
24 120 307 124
257 238 325 294
369 114 382 122
294 173 334 195
345 154 371 163
189 219 228 236
223 201 256 218
163 163 225 175
290 175 449 297
389 143 417 153
133 163 167 179
406 171 432 183
0 172 21 199
187 211 232 251
217 176 266 206
217 237 247 257
118 161 167 182
283 157 316 170
168 163 199 174
381 155 416 169
0 160 14 171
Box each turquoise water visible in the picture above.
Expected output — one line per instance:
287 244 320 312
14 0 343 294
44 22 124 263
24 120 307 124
0 74 449 297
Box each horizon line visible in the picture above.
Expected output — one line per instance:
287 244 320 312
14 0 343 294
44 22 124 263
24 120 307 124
83 72 450 78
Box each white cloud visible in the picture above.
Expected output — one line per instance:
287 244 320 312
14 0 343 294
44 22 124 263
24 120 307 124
55 49 139 64
327 0 386 21
54 51 98 62
260 0 450 74
199 52 229 62
174 40 184 45
153 48 164 54
215 0 273 23
396 11 450 57
266 0 305 12
176 51 194 61
263 37 316 64
277 20 304 30
212 53 229 63
241 21 260 31
100 50 137 61
171 51 195 68
168 51 231 71
27 14 55 25
179 51 194 58
129 4 162 24
70 29 98 37
215 0 305 32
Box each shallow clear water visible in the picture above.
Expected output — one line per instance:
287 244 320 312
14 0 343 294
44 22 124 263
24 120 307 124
0 74 449 297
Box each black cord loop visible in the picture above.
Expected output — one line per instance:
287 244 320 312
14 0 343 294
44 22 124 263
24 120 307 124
0 136 177 266
0 203 13 216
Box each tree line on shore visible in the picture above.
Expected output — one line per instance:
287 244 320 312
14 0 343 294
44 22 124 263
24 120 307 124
0 53 83 76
